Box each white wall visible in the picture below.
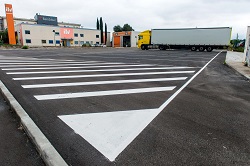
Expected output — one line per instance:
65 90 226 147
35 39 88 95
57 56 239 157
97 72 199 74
244 26 250 67
17 24 61 47
106 32 111 47
131 31 140 47
73 28 101 46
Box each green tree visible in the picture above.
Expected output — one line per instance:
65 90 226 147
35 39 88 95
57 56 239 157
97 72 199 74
96 18 99 30
113 25 122 32
113 24 134 32
105 23 107 45
0 29 9 44
122 23 134 31
100 17 103 43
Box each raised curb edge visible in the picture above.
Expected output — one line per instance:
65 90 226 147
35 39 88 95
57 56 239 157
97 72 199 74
0 80 68 166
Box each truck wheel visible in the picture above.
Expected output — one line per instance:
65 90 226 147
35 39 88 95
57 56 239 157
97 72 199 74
141 45 145 50
191 46 196 51
199 46 205 52
206 46 213 52
159 45 165 50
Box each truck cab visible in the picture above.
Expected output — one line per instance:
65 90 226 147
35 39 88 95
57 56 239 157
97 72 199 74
138 30 151 49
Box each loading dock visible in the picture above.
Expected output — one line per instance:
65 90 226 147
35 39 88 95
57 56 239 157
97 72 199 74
112 31 139 47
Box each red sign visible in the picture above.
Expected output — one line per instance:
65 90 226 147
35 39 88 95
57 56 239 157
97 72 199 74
5 4 16 45
60 28 73 39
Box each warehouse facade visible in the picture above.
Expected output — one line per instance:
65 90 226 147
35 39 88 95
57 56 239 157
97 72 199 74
112 31 140 47
16 23 104 47
1 14 111 47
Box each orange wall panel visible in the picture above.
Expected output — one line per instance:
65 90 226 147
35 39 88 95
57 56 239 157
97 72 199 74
113 36 120 47
5 4 16 45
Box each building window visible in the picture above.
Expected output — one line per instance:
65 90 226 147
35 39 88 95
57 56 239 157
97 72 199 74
80 34 84 37
96 42 99 44
56 40 60 44
25 30 30 34
86 41 89 44
49 40 53 44
74 33 78 37
55 32 60 36
41 40 46 44
80 41 84 45
26 39 31 43
75 41 79 45
96 35 99 38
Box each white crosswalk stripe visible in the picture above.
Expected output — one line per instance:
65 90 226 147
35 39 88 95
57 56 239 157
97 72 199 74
7 67 196 75
22 77 187 88
34 86 176 100
13 71 195 80
0 62 122 68
0 61 99 64
0 55 198 102
2 64 153 71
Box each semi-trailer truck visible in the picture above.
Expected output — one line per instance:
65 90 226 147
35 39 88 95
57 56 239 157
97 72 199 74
138 27 232 52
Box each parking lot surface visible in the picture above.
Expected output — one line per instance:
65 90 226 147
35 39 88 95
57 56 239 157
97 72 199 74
0 48 249 165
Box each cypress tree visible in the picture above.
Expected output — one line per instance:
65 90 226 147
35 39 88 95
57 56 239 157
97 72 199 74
100 17 103 44
96 18 99 30
105 23 107 45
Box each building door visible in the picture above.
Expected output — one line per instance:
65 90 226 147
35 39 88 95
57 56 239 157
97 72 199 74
66 40 71 46
113 36 120 47
123 36 131 47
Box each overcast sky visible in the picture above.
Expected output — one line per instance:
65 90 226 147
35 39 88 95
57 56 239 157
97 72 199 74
1 0 250 39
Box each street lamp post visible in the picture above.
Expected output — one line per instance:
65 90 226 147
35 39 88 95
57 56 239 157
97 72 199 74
52 30 56 46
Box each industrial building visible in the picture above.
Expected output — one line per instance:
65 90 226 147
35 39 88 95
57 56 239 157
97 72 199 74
113 31 140 47
0 13 111 47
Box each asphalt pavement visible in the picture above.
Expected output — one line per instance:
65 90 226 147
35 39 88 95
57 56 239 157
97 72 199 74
0 90 44 165
0 48 249 165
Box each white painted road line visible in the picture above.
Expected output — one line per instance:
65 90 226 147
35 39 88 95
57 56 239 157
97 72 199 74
0 61 99 64
0 56 74 61
13 71 195 80
22 77 187 88
57 51 222 162
34 86 176 100
2 64 153 71
7 67 197 75
58 109 159 162
0 62 121 68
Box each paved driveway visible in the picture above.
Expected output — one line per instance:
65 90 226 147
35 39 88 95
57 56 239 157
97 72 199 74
0 48 249 165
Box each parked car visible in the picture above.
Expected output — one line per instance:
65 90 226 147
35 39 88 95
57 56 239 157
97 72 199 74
91 44 106 47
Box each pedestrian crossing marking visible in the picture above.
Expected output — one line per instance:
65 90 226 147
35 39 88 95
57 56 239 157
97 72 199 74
13 71 195 80
57 51 222 161
0 62 121 68
7 67 196 75
2 64 154 71
34 86 176 100
0 54 208 162
22 77 187 89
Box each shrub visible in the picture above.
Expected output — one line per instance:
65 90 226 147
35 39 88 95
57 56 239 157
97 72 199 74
233 47 244 53
22 45 29 49
82 43 91 47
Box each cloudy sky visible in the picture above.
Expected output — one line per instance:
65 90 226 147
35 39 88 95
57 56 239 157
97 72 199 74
1 0 250 39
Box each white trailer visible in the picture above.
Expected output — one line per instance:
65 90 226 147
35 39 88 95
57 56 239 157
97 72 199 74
141 27 232 52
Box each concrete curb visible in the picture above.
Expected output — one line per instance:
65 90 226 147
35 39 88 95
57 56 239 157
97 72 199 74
226 63 250 80
225 51 250 80
0 80 68 166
